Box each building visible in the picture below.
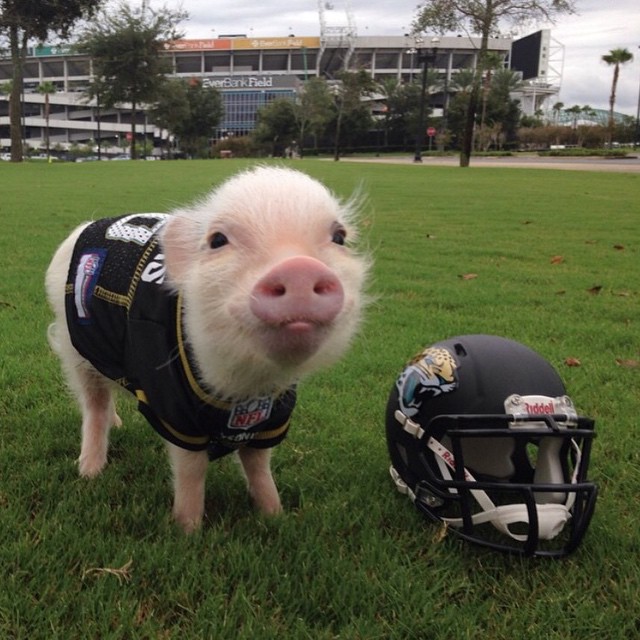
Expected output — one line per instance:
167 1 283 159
1 32 537 153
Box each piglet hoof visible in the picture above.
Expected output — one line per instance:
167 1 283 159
78 454 107 478
172 509 203 534
249 487 283 516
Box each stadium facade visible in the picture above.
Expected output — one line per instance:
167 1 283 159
0 32 556 153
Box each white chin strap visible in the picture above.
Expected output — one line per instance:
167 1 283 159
392 410 582 542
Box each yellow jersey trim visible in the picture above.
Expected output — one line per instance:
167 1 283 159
248 420 290 441
175 294 231 410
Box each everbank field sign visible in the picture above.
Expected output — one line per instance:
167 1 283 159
203 76 275 89
165 37 320 52
201 75 298 90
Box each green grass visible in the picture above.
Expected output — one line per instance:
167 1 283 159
1 159 639 639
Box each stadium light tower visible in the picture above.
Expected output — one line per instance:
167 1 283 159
318 0 357 72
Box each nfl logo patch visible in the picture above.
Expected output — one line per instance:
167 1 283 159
228 397 274 429
74 249 107 323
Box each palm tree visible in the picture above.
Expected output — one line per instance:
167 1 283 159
450 69 475 95
602 48 634 146
37 81 57 159
552 101 564 125
376 77 401 149
491 68 523 95
565 104 582 129
581 105 596 119
479 52 504 131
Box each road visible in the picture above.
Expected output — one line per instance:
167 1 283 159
340 154 640 173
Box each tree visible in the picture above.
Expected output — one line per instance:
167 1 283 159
77 1 186 159
376 80 424 149
413 0 577 167
581 104 595 119
563 104 596 146
479 51 504 132
477 68 522 150
329 70 376 160
294 77 334 156
151 78 223 158
178 80 223 158
564 104 581 128
552 101 564 124
0 0 103 161
253 97 297 157
602 47 634 147
0 80 10 100
445 70 475 150
37 80 56 159
375 78 401 148
449 69 475 95
149 78 190 157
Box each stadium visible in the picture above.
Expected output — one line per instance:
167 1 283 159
0 25 563 155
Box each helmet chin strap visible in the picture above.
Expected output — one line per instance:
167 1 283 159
392 410 582 542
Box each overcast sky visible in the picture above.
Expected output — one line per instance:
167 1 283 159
174 0 639 115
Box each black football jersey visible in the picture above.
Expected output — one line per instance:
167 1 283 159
65 214 295 459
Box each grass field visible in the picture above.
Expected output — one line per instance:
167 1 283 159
0 159 639 639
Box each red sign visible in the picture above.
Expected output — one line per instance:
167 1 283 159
427 127 437 137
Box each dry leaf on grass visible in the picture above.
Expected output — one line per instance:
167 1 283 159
587 285 603 295
616 359 639 369
459 273 478 280
82 559 133 584
432 522 449 544
550 255 564 265
565 357 582 367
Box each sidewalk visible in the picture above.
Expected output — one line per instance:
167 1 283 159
336 154 640 173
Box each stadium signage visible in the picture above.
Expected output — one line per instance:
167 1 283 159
203 76 274 89
165 37 320 52
201 75 298 90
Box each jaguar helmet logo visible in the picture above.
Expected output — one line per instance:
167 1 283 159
397 347 458 417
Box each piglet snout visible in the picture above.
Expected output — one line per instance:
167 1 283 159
251 256 344 328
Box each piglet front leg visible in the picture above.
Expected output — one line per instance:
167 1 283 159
167 444 209 533
238 447 282 515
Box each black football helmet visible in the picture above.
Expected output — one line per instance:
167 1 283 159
386 335 597 558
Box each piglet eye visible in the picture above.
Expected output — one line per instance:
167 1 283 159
209 232 229 249
331 226 347 246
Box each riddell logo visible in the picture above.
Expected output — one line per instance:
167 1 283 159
525 400 555 414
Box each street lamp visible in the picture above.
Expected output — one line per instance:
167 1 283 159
95 83 102 161
413 36 440 163
635 45 640 149
406 47 417 82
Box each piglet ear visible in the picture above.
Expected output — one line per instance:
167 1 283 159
160 213 201 288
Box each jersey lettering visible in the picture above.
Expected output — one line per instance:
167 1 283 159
141 253 166 284
105 213 169 246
